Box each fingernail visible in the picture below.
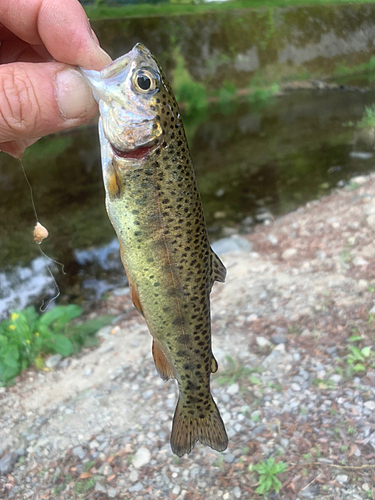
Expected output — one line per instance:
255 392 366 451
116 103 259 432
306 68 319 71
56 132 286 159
90 29 112 67
55 68 97 120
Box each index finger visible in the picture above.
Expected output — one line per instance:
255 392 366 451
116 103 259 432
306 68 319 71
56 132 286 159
0 0 111 70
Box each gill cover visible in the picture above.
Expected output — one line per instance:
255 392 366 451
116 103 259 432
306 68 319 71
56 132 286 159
79 44 163 152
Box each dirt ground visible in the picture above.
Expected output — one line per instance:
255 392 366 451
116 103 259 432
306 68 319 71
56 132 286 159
1 173 375 500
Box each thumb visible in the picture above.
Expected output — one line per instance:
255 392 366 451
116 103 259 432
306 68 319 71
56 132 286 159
0 61 98 157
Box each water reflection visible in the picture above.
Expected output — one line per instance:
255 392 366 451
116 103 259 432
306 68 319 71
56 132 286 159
1 89 375 318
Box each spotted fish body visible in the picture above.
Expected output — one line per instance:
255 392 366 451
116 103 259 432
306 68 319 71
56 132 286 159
80 44 228 457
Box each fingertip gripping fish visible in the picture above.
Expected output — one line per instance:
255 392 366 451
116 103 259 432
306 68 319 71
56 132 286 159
80 43 228 457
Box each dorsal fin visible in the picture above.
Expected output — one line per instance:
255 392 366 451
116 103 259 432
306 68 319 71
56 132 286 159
152 341 175 381
210 250 226 290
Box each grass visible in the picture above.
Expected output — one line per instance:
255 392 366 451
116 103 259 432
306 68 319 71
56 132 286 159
85 0 375 20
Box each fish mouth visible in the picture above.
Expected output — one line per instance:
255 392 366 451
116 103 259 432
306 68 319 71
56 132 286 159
111 142 157 160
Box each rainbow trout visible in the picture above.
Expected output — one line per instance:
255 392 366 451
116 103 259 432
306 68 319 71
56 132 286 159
80 44 228 457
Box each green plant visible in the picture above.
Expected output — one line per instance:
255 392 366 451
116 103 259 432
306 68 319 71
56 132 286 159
252 457 288 496
214 356 261 386
357 103 375 129
172 47 207 114
0 305 112 385
347 345 372 372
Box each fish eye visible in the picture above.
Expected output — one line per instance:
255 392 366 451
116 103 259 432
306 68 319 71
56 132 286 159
134 69 157 93
138 75 151 90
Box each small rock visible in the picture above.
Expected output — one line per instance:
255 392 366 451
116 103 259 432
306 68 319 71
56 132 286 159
233 486 241 499
15 446 25 457
315 250 327 260
128 482 143 492
0 452 16 474
336 474 348 485
99 464 113 476
349 152 373 160
282 248 297 260
362 483 370 492
129 469 139 483
45 354 62 369
242 216 254 226
256 336 271 347
224 453 236 464
271 333 286 345
133 446 151 469
353 256 369 266
72 446 86 460
267 233 278 245
172 485 181 495
83 367 94 377
351 175 368 184
367 214 375 229
95 482 107 493
107 487 118 498
364 401 375 411
291 383 301 392
227 383 239 396
211 236 252 255
329 374 342 383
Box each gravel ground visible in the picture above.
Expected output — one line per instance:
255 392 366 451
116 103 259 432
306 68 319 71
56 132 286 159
1 174 375 500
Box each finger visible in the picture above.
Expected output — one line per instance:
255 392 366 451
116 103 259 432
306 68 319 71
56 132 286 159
0 0 111 70
0 137 40 158
0 61 98 143
0 39 48 63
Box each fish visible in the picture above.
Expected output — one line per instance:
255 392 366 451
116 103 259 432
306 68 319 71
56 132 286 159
80 43 228 457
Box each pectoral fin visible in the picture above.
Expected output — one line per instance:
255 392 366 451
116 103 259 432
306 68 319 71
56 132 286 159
152 341 175 381
128 279 144 316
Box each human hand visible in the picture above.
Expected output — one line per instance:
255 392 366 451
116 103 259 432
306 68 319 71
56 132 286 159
0 0 111 158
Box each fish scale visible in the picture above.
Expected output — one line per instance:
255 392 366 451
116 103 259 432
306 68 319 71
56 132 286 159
80 43 228 457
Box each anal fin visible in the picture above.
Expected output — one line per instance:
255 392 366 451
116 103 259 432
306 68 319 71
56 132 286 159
152 341 174 381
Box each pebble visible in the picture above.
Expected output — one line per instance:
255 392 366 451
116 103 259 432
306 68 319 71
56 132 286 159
227 383 239 395
271 333 286 345
129 469 139 483
129 482 143 492
95 482 107 493
267 233 278 245
352 256 369 266
364 401 375 410
107 487 118 498
45 354 62 369
99 464 113 476
336 474 349 484
291 383 301 392
0 452 16 474
72 446 86 460
211 236 252 255
224 453 236 464
282 248 297 260
256 336 271 347
133 446 151 469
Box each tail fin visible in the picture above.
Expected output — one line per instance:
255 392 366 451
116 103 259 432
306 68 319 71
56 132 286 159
170 395 228 457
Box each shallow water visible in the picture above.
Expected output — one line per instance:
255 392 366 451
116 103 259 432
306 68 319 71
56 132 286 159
1 89 375 318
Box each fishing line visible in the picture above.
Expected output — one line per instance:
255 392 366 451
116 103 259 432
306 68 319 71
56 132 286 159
19 159 65 311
